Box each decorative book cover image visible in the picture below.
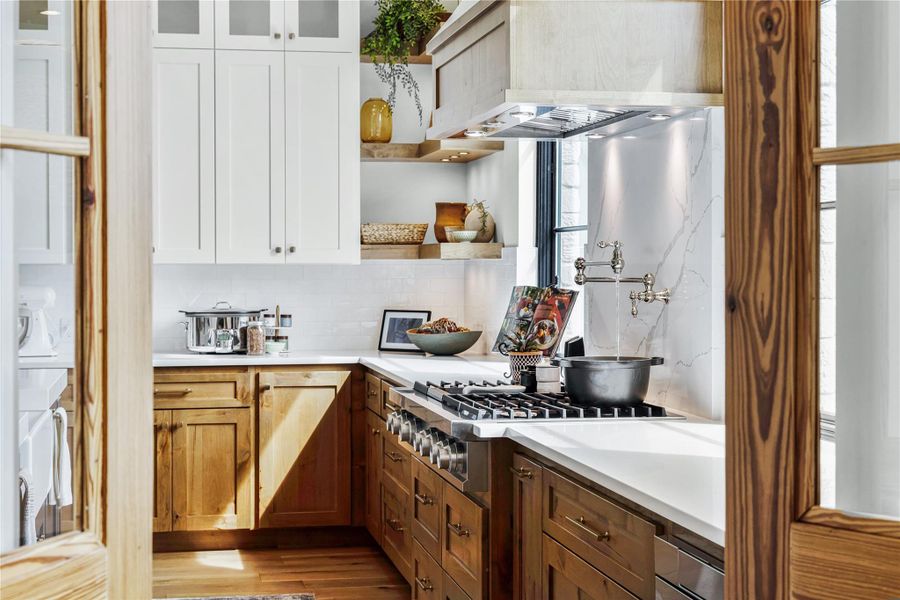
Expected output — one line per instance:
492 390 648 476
492 286 579 357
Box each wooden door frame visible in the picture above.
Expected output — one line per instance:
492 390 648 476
0 1 153 598
724 2 900 599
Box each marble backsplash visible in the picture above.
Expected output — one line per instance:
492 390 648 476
585 108 725 421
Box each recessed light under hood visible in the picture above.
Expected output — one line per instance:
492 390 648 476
425 1 723 141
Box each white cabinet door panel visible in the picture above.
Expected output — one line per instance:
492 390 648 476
152 0 215 48
152 49 215 263
215 50 285 263
283 0 358 52
14 44 68 264
215 0 284 50
284 52 358 263
15 0 67 45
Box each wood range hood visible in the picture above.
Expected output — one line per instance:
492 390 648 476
425 0 724 140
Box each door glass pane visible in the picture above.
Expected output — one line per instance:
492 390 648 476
229 0 269 36
819 161 900 521
819 0 900 147
19 0 48 30
158 0 200 35
297 0 339 38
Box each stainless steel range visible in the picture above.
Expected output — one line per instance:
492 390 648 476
386 379 686 493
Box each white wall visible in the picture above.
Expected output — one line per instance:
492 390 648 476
585 109 725 421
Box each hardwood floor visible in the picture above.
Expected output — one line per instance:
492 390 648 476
153 546 410 599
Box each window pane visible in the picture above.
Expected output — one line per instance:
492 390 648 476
158 0 200 36
555 230 586 342
558 139 589 228
819 0 900 147
819 161 900 521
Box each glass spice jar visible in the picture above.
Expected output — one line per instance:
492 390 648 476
246 321 265 356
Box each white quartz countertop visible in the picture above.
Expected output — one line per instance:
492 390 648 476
18 349 724 546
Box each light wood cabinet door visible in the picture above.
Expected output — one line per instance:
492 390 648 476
215 0 284 50
284 51 359 264
412 457 443 561
214 50 285 263
258 370 351 527
512 453 543 600
442 484 487 600
365 408 383 543
153 410 173 532
542 535 636 600
152 48 215 263
152 0 214 48
283 0 358 52
171 408 252 531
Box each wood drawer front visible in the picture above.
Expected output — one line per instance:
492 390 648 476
413 540 445 600
412 457 444 560
383 431 412 495
543 534 637 600
543 470 655 599
365 372 381 415
153 372 250 408
382 476 413 583
442 484 486 600
443 571 472 600
381 380 399 417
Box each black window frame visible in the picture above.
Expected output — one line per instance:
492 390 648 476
536 140 589 287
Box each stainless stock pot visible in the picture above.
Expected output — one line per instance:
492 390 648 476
180 301 266 354
553 355 664 407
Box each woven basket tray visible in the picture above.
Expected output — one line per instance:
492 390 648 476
360 223 428 245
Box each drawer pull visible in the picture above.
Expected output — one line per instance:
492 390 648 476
154 387 192 396
260 384 271 392
565 515 610 541
415 576 434 591
368 388 378 397
386 518 404 532
386 451 404 463
448 521 470 537
414 493 433 506
384 401 400 412
372 428 381 435
510 466 534 479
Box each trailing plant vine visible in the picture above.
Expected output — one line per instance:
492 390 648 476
362 0 444 125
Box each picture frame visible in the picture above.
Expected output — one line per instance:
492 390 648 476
378 309 432 352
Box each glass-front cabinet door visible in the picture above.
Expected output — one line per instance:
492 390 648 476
215 0 285 51
152 0 214 48
14 0 66 44
284 0 357 52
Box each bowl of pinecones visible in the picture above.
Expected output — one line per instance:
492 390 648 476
406 318 482 355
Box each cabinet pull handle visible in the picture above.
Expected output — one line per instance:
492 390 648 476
172 422 184 430
288 32 296 40
386 451 403 463
273 246 283 254
372 428 381 436
368 388 378 396
415 577 433 591
153 423 164 432
273 32 281 39
510 466 533 479
447 521 470 537
386 518 404 532
288 245 296 253
260 384 271 392
414 493 433 506
564 515 610 542
384 401 400 412
154 387 192 396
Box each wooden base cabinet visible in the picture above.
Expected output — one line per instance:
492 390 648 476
153 407 252 532
257 371 351 527
365 408 383 543
542 535 636 600
512 453 543 600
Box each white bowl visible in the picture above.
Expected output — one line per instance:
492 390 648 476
447 230 478 243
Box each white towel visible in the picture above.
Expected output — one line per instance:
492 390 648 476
19 468 37 546
49 407 73 507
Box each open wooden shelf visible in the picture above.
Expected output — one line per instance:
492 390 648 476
361 242 502 260
360 53 432 65
360 139 504 163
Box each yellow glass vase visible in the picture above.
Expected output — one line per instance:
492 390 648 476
360 97 392 143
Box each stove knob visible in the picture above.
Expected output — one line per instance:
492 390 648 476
446 441 466 473
417 428 435 456
386 411 402 435
435 441 453 470
399 415 417 444
428 435 446 466
412 428 425 453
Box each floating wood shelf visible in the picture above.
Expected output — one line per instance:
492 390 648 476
360 53 432 65
361 242 502 260
360 139 504 163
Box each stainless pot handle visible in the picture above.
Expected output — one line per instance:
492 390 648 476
213 300 232 309
650 357 665 366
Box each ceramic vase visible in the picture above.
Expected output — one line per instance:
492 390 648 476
434 202 468 242
360 98 392 143
464 203 496 243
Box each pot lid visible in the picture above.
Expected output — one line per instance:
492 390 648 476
553 356 664 369
180 301 266 317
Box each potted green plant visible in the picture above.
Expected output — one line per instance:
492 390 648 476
362 0 444 126
499 329 545 384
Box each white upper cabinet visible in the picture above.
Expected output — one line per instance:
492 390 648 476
215 0 285 51
14 44 68 264
284 52 358 263
152 49 215 263
283 0 357 52
215 51 286 264
152 0 215 48
15 0 67 45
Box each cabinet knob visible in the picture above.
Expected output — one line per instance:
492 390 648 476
288 32 295 40
274 246 283 254
273 32 281 39
288 245 296 254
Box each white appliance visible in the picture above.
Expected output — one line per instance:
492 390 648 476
18 286 58 357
